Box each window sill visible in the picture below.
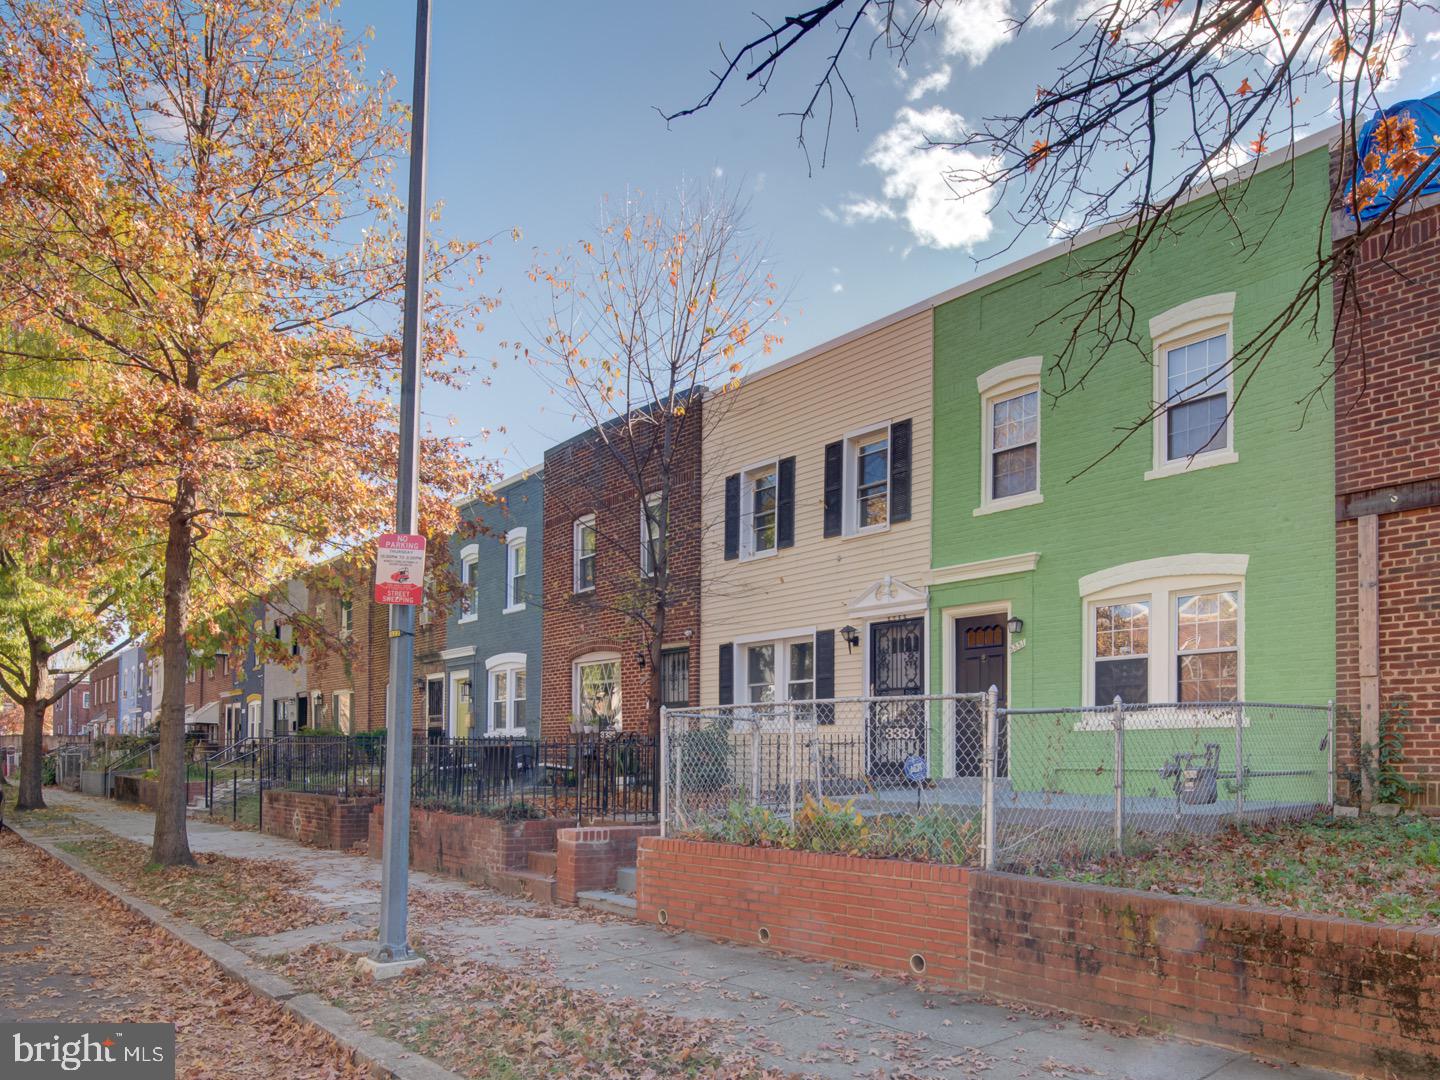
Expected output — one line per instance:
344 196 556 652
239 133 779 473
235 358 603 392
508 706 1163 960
973 491 1043 517
739 548 778 563
457 614 478 625
502 603 526 615
484 728 528 738
839 522 891 542
1144 449 1238 481
573 586 595 595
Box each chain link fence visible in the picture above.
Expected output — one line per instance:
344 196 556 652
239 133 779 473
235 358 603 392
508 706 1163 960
662 693 1334 872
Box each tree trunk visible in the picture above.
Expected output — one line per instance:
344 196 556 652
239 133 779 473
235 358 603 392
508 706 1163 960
16 694 46 811
646 605 666 740
150 490 196 867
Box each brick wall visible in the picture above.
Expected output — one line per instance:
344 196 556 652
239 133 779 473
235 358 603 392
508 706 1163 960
367 805 562 888
636 838 971 985
1334 200 1440 802
969 870 1440 1078
540 403 703 739
555 824 658 903
638 840 1440 1077
261 789 380 850
362 565 447 734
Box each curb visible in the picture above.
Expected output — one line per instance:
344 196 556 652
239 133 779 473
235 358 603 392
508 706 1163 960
5 820 464 1080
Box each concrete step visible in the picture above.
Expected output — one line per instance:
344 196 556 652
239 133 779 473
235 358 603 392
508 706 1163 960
498 868 556 905
577 890 637 918
526 849 558 876
614 865 637 896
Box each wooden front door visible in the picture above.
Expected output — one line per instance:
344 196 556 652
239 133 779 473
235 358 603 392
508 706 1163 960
868 617 925 781
954 615 1008 776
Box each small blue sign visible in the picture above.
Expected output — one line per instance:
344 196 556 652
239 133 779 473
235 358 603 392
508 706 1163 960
902 754 928 783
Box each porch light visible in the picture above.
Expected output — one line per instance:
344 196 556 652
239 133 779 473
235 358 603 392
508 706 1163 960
840 625 860 652
1007 616 1024 636
635 649 647 669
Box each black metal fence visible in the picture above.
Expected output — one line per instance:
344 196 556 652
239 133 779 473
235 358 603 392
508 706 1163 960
203 732 659 827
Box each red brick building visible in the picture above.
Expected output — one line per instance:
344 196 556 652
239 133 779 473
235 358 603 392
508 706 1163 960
358 559 447 735
50 672 92 735
540 402 702 740
183 645 243 742
1334 193 1440 806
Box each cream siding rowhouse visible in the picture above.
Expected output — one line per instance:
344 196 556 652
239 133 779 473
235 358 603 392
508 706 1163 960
699 309 933 729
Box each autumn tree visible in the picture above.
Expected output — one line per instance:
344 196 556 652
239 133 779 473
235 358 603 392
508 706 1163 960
525 186 782 737
666 0 1439 436
0 0 490 863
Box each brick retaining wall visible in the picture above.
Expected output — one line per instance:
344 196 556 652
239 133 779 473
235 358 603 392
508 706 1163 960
969 870 1440 1078
261 790 380 850
112 776 204 810
367 805 562 889
638 838 1440 1077
636 837 971 985
556 824 658 903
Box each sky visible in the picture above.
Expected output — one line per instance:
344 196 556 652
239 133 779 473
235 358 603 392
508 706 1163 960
335 1 1440 479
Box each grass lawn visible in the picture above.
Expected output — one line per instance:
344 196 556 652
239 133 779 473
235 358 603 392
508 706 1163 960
1060 814 1440 925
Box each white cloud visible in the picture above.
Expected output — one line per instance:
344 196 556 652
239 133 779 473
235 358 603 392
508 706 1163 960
842 106 998 250
936 0 1016 65
906 63 953 101
832 282 845 293
837 196 899 223
713 166 725 179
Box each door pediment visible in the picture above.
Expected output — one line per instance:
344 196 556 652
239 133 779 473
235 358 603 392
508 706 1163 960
849 575 928 619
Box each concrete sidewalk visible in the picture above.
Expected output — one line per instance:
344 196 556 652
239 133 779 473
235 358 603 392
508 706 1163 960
29 790 1347 1080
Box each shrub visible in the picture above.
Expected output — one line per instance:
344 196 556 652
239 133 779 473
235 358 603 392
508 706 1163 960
411 796 550 821
793 795 868 855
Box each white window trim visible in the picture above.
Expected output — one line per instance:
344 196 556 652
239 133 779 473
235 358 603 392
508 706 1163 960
572 650 621 730
1146 294 1238 481
734 632 818 707
640 493 663 576
458 543 480 623
738 460 780 562
573 514 596 593
841 422 893 538
975 357 1044 516
486 656 527 737
1080 567 1245 711
504 528 527 613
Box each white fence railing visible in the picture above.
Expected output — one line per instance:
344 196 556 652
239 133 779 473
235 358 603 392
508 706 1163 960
661 691 1334 871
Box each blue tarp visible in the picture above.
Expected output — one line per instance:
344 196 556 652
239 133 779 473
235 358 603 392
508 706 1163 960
1350 90 1440 221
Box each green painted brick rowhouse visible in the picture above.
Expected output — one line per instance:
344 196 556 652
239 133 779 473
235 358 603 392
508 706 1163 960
927 144 1335 795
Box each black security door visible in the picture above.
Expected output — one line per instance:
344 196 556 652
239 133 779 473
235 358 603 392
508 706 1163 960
868 617 925 781
954 615 1008 776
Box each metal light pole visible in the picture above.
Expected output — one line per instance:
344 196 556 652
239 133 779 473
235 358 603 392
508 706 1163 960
370 0 430 971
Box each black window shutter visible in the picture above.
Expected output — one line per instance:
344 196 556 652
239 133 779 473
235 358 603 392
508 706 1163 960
814 630 835 724
822 440 843 538
723 473 740 560
890 418 912 523
777 456 796 549
718 643 734 705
